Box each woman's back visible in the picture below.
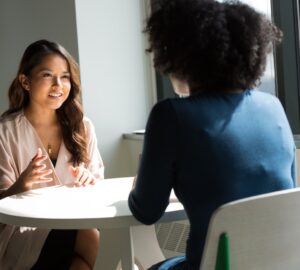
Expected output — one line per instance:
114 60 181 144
130 89 295 268
170 90 295 266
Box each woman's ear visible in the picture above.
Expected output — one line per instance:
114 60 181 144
19 74 30 91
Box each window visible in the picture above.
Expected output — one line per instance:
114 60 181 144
272 0 300 135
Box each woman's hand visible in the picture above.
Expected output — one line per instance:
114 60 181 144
17 148 53 192
69 166 95 186
0 148 53 199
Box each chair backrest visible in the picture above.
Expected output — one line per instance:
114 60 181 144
200 187 300 270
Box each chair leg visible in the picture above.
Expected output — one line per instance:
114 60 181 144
131 225 165 269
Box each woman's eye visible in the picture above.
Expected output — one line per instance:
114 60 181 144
42 73 52 78
61 75 70 80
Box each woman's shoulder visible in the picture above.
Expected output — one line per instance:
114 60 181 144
153 97 193 110
82 115 92 125
82 116 97 136
0 111 25 142
83 115 96 127
248 90 283 107
150 97 200 120
150 98 178 118
0 110 24 126
247 88 276 99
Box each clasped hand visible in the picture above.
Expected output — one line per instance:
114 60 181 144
69 165 96 186
18 148 95 194
17 148 53 192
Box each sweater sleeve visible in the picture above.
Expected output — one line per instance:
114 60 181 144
128 99 179 224
0 138 15 195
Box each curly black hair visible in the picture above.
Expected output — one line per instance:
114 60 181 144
146 0 282 93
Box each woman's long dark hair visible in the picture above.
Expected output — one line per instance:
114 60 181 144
2 39 90 166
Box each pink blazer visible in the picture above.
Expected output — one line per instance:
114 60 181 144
0 110 104 270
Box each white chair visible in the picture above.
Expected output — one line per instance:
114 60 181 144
200 187 300 270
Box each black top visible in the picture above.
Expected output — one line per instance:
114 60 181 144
50 159 57 167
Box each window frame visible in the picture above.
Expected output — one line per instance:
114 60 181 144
272 0 300 135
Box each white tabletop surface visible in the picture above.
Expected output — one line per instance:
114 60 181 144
0 177 186 229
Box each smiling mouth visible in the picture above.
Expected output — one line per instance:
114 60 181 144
48 92 63 98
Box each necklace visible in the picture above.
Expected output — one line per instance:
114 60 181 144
47 144 52 158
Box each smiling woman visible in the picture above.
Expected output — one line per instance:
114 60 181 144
19 54 71 111
0 40 104 270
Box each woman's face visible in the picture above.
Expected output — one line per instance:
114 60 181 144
20 54 71 111
169 75 190 97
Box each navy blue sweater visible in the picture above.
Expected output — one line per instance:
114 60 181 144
128 90 296 269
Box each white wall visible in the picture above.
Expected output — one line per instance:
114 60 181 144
0 0 78 114
75 0 154 178
296 150 300 186
0 1 153 178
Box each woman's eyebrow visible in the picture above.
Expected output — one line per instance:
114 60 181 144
36 68 70 74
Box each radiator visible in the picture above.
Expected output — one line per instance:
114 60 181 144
155 220 190 258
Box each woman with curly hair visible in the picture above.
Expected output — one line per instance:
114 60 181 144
128 0 296 269
0 40 104 270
